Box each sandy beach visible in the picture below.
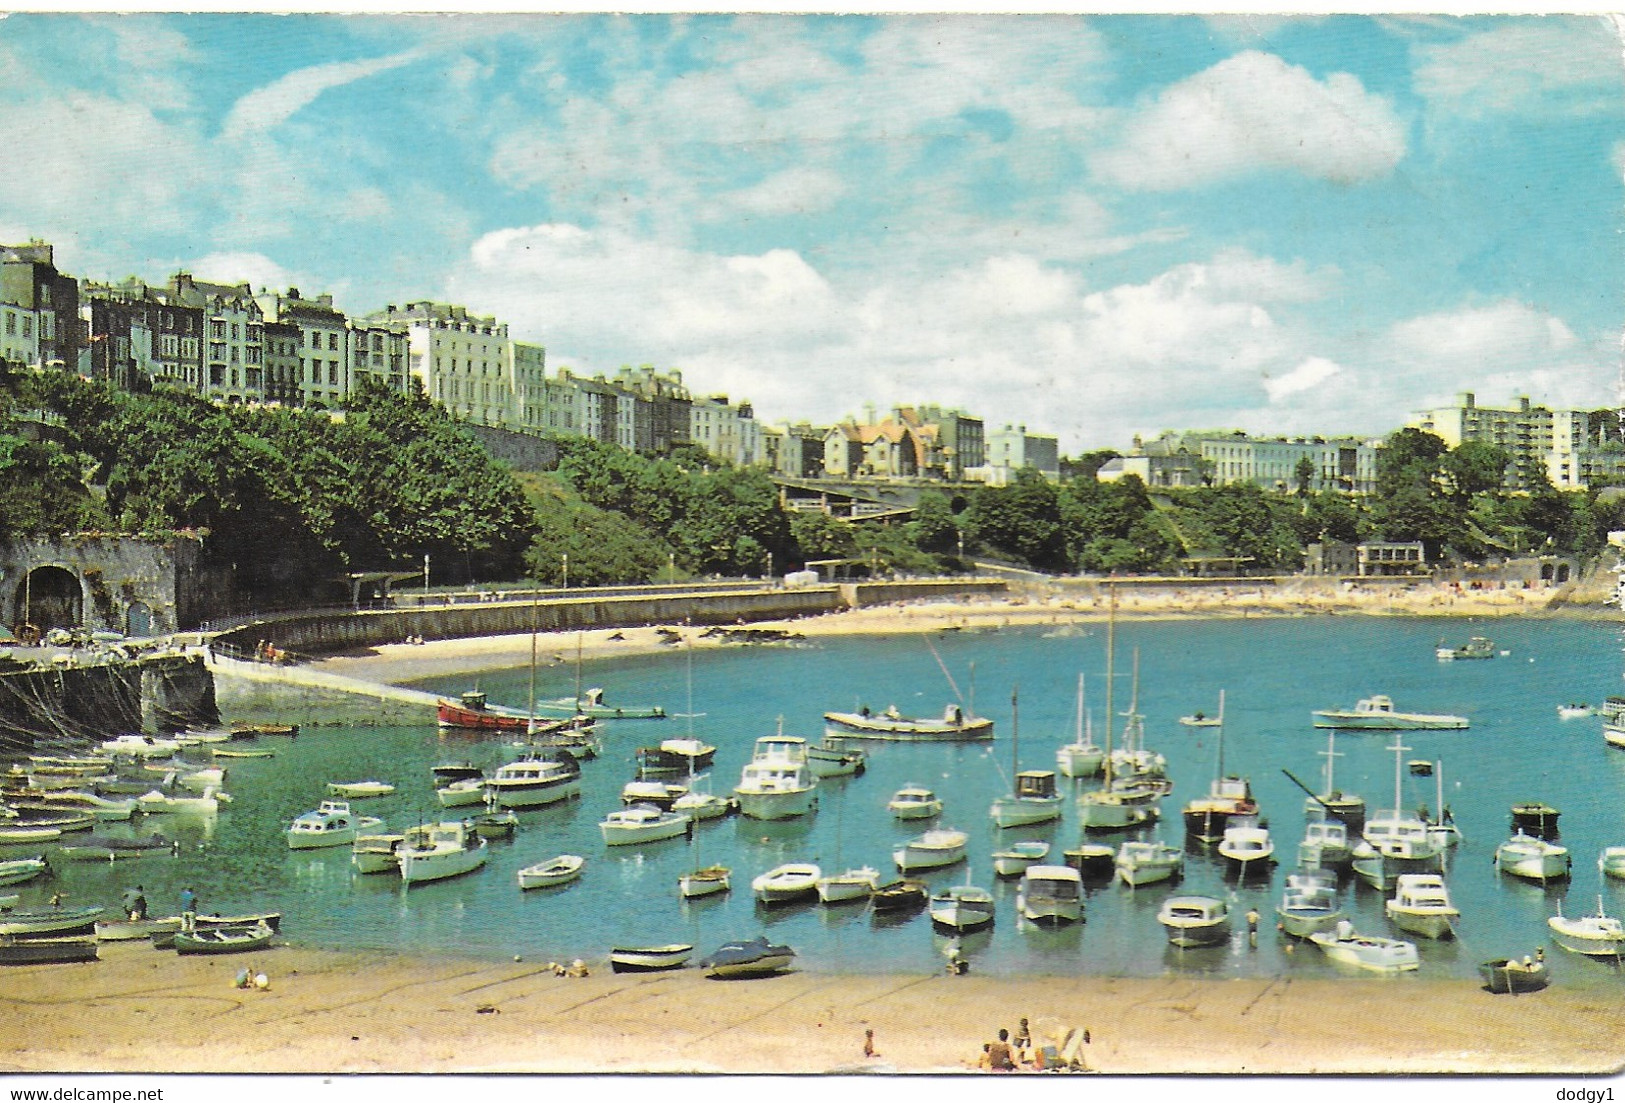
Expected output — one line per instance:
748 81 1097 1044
3 940 1621 1077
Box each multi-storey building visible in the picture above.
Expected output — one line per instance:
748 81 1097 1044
690 395 762 468
613 365 692 455
1 242 78 370
765 422 827 479
899 405 984 479
166 273 264 403
81 279 204 393
257 288 350 407
1415 395 1625 491
368 302 514 426
974 424 1061 484
347 321 410 399
261 320 302 404
0 302 38 368
1107 430 1381 493
509 342 549 430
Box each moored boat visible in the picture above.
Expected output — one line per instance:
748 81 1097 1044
1016 864 1083 924
1312 696 1468 730
823 702 993 742
678 864 732 899
397 820 489 885
636 737 716 775
517 853 585 889
0 904 106 937
698 935 795 978
599 804 690 846
1548 897 1625 958
173 920 274 955
893 828 968 872
992 840 1051 879
732 735 818 821
435 777 487 808
485 752 581 810
1055 673 1104 778
806 741 868 778
887 785 942 820
0 856 49 885
1114 839 1184 887
327 780 395 799
1310 920 1419 972
1510 801 1561 840
1275 869 1343 939
816 866 880 904
609 944 692 972
1479 956 1549 993
1598 846 1625 882
351 833 407 874
1158 895 1230 948
1298 819 1353 871
990 771 1064 829
285 801 382 850
1384 873 1459 940
1436 636 1495 661
620 780 689 811
1216 817 1275 879
751 862 821 905
94 915 184 942
536 686 665 719
929 883 996 931
870 878 929 912
1495 833 1570 883
0 935 98 964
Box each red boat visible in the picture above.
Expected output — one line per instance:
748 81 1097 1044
436 691 595 740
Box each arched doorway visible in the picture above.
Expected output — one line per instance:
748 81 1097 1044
13 565 83 635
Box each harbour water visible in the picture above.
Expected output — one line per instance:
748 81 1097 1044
16 614 1625 989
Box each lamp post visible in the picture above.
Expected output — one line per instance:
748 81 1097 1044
562 553 569 591
667 551 675 584
422 554 430 602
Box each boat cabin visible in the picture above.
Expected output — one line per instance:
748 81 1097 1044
1014 771 1058 800
750 736 809 764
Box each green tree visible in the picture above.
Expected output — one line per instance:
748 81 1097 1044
1442 441 1511 503
962 469 1068 572
1293 455 1316 498
910 490 960 556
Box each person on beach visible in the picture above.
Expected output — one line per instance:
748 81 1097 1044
986 1029 1016 1072
122 885 147 920
179 886 197 929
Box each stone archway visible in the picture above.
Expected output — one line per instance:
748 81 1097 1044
13 565 83 634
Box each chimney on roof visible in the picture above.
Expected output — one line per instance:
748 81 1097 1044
287 287 300 301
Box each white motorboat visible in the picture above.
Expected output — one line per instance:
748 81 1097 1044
1436 636 1495 661
599 804 690 846
1158 895 1230 947
990 771 1064 828
823 702 993 742
1275 869 1343 939
893 828 968 872
99 734 180 759
698 936 795 978
1384 873 1460 940
517 854 585 889
1352 737 1445 890
1298 819 1353 870
485 753 581 809
1302 730 1366 834
1217 817 1275 879
636 737 716 775
929 883 996 931
1312 695 1468 730
1016 864 1083 924
751 862 821 905
327 780 395 799
733 735 818 821
435 777 487 808
1557 703 1594 719
887 785 942 820
136 787 226 814
1055 672 1104 778
0 857 49 886
678 864 732 899
992 840 1051 879
620 780 689 811
1548 896 1625 958
609 944 693 973
1310 920 1420 972
351 833 406 874
816 866 881 904
1607 723 1625 751
670 789 731 821
173 767 227 793
286 800 383 850
397 820 488 885
1114 839 1184 887
1495 833 1571 883
1598 846 1625 881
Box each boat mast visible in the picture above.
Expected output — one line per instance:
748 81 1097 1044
526 586 540 733
1010 685 1020 781
1319 730 1342 797
1102 584 1116 788
1214 688 1227 781
1388 734 1410 815
574 631 585 709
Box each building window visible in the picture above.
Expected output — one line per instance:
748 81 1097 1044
211 320 225 339
3 313 11 336
328 332 338 351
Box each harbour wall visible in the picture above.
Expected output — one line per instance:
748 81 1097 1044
0 653 217 754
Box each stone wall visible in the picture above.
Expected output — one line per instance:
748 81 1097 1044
0 533 230 636
463 424 560 472
0 653 216 754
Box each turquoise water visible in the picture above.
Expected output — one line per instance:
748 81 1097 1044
18 615 1625 988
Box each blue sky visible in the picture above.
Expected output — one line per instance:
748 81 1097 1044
1 12 1621 453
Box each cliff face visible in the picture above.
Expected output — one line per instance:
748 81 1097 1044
0 654 216 755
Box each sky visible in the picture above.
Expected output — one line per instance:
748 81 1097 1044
1 12 1622 454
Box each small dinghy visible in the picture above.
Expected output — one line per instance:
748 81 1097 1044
173 920 274 956
609 944 693 972
517 854 585 889
1480 955 1549 994
327 781 395 799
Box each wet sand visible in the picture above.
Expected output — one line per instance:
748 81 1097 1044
3 941 1621 1076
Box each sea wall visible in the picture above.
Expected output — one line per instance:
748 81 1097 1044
213 587 849 657
840 579 1009 607
0 653 217 754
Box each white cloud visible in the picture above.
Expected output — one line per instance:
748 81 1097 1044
721 167 848 217
1093 51 1407 191
1265 356 1343 404
189 252 292 291
1412 19 1624 119
221 51 421 139
1390 300 1575 364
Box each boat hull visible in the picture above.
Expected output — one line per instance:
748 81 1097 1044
610 944 693 972
822 712 994 742
518 856 585 889
173 924 274 955
1479 959 1548 993
0 906 105 936
1312 713 1468 730
734 788 816 821
0 936 98 964
678 869 731 898
990 796 1064 829
399 841 489 885
1384 907 1458 940
485 778 580 810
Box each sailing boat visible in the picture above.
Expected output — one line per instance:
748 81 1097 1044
1423 759 1463 850
533 632 665 718
435 598 595 748
1304 729 1366 833
817 782 880 903
990 687 1063 828
677 639 731 899
1077 589 1168 830
1180 690 1257 843
1054 672 1104 778
1350 736 1444 891
1105 650 1167 782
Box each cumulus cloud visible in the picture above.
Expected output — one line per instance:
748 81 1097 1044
1265 356 1343 404
1093 51 1407 191
1411 19 1624 119
1389 300 1576 364
721 167 848 217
